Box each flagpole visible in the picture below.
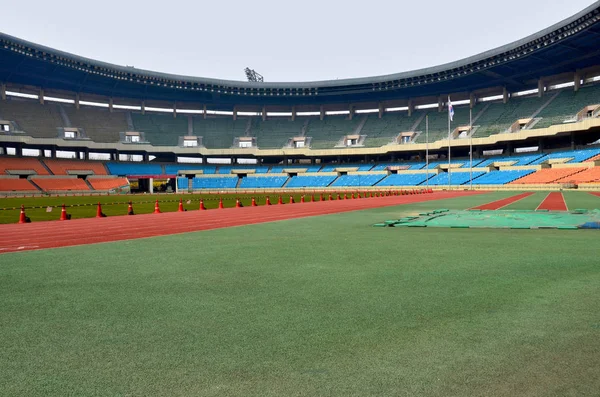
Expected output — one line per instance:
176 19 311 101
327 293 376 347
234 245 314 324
426 114 429 189
448 97 451 190
469 107 473 190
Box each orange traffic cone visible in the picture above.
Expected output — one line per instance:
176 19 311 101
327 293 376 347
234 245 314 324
153 200 161 214
351 193 355 199
289 196 295 204
251 197 257 207
178 198 184 212
300 195 305 203
218 198 224 209
199 199 206 210
96 202 106 218
266 196 272 205
18 204 28 224
311 194 315 202
337 193 341 200
320 193 325 201
60 204 69 221
328 194 333 201
128 201 135 215
278 196 283 205
343 193 347 200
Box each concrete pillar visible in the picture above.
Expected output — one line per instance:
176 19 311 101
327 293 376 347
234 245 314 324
39 89 44 105
203 105 207 119
148 178 154 194
291 106 296 121
233 106 237 121
538 138 544 151
537 79 545 97
141 101 145 115
408 100 413 117
438 96 443 112
469 93 476 109
109 98 114 113
113 150 120 161
320 105 325 121
173 104 177 118
574 70 581 92
16 143 23 157
50 147 57 159
0 83 6 100
83 149 90 161
378 103 384 119
571 132 576 150
75 93 80 109
502 87 508 104
262 106 266 122
348 104 354 120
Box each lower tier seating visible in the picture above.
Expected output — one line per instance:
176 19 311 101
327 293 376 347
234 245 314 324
87 178 129 190
239 176 288 188
511 168 586 184
0 178 38 192
555 167 600 183
376 173 431 186
31 178 90 191
187 177 238 189
427 171 485 185
286 175 337 188
471 170 535 184
331 174 386 187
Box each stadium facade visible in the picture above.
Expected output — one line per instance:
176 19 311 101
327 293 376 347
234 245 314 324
1 2 600 166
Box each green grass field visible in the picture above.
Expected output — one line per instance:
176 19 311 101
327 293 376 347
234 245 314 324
1 192 600 396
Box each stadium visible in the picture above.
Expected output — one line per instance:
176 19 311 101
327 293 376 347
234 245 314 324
1 1 600 395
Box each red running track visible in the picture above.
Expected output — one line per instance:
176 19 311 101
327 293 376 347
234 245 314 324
470 192 535 210
0 191 481 254
536 192 568 211
589 192 600 198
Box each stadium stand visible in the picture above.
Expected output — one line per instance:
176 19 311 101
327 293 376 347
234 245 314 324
361 113 420 147
330 174 386 187
286 175 337 188
319 164 373 172
269 165 321 173
252 118 305 148
476 154 544 167
0 178 38 192
239 176 288 188
0 157 49 175
511 167 586 184
106 162 163 176
376 173 431 186
534 84 600 129
31 177 90 191
218 165 269 174
414 104 484 143
193 117 247 148
0 99 64 138
305 116 362 149
164 164 217 174
473 96 547 137
531 148 600 164
188 176 238 189
471 169 536 184
555 167 600 183
44 159 107 175
87 177 129 191
64 106 128 143
427 171 485 185
130 112 187 146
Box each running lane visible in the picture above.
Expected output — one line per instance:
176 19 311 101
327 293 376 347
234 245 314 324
470 192 535 210
536 192 568 211
0 191 482 253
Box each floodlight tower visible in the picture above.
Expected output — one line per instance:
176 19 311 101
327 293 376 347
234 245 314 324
244 68 264 82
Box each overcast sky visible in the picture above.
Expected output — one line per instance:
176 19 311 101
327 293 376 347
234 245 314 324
2 0 596 82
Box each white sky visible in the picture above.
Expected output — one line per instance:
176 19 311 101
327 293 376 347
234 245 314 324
1 0 596 82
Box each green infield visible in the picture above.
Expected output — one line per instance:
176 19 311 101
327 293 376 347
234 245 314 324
1 192 599 396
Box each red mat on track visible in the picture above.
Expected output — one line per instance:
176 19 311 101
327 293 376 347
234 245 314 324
470 192 535 210
589 192 600 198
536 192 568 211
0 191 482 254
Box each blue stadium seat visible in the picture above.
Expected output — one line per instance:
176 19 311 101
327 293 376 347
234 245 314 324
106 162 163 176
165 165 217 174
286 175 337 188
471 169 535 184
330 174 386 187
190 177 238 189
239 176 288 188
376 173 431 186
427 171 485 185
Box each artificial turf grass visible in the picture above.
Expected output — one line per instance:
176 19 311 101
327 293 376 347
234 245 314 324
1 193 600 396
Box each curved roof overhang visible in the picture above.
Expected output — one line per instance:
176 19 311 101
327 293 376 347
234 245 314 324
1 1 600 107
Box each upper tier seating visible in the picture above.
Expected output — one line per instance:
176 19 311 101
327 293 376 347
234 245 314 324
189 177 238 189
0 178 38 192
269 165 322 173
252 118 305 148
44 159 107 175
511 168 586 184
286 175 337 188
193 117 247 149
471 169 535 184
0 100 64 138
320 164 374 172
531 148 600 164
0 157 49 175
217 165 269 174
305 116 362 149
534 84 600 129
64 106 128 142
31 177 90 191
130 113 187 146
330 174 386 187
87 177 129 190
414 103 486 143
477 154 544 167
361 113 421 147
555 167 600 183
164 164 217 174
239 176 288 188
106 162 163 176
376 173 431 186
427 171 485 185
473 96 547 137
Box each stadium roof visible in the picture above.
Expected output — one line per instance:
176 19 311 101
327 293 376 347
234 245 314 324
1 2 600 107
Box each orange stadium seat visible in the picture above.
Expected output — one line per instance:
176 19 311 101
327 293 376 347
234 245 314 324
586 154 600 162
31 178 90 191
556 167 600 183
510 167 586 184
88 177 129 190
0 157 49 175
43 159 107 175
0 178 37 191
